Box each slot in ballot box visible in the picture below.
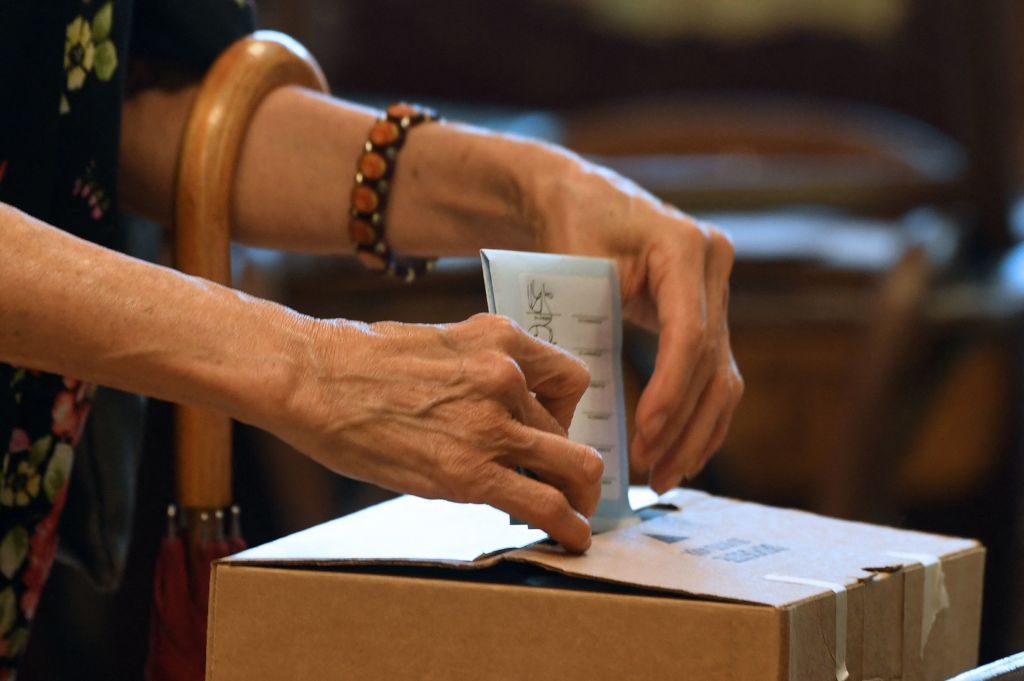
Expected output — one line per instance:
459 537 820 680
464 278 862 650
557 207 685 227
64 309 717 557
206 488 983 681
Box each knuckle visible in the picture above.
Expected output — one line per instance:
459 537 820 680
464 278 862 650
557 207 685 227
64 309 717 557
469 350 522 391
467 313 522 345
462 313 491 335
681 226 708 253
579 447 605 486
487 355 527 393
566 356 592 393
463 473 501 508
710 365 742 400
680 320 708 351
674 211 707 237
731 370 746 402
436 448 488 502
702 335 721 363
490 314 522 343
493 419 531 452
709 227 736 263
468 312 499 327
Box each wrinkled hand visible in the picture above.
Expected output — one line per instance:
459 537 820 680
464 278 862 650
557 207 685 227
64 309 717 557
276 313 602 552
530 151 743 493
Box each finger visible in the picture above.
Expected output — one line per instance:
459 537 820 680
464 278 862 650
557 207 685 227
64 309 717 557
483 466 593 553
519 391 568 437
648 376 727 493
634 231 733 465
484 355 568 437
697 410 732 472
497 320 591 431
631 238 708 456
481 356 569 436
499 424 604 518
635 357 716 470
695 369 742 471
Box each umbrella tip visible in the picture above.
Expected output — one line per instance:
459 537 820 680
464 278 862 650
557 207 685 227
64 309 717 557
165 503 178 538
199 510 211 544
230 504 242 540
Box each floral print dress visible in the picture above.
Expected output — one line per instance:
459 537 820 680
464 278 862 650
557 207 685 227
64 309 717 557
0 0 254 675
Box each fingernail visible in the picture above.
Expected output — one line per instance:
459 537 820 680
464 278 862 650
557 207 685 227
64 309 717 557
686 460 704 481
651 470 685 495
573 513 592 553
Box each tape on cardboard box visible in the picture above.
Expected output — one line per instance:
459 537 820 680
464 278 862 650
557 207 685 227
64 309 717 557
887 551 950 657
764 573 851 681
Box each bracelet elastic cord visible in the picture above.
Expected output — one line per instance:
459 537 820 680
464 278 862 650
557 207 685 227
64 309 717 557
349 102 439 282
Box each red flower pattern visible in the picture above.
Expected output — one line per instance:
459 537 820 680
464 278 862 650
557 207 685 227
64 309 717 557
19 486 67 620
4 432 27 456
2 373 93 645
71 162 110 221
51 378 92 445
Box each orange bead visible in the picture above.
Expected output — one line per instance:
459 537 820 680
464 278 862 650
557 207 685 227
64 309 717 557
351 186 379 213
359 152 388 180
357 250 388 271
369 120 399 146
387 102 418 119
349 218 377 246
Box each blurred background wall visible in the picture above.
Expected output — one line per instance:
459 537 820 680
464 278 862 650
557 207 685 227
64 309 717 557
23 0 1024 677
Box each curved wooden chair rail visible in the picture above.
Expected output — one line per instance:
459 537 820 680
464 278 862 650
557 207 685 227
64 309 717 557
174 31 328 510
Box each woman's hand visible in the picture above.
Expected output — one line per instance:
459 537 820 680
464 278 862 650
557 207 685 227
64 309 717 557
526 148 744 493
271 313 602 553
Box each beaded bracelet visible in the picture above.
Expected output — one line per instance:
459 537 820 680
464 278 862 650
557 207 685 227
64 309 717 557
349 102 439 282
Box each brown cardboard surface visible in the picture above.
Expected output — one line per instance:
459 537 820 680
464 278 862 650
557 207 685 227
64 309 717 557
210 489 985 681
861 570 904 681
208 566 784 681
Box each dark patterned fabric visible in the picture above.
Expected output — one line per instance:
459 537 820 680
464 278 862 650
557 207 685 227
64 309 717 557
0 0 254 674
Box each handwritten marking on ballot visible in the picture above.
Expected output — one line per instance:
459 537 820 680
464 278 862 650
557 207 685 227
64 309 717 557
526 279 557 343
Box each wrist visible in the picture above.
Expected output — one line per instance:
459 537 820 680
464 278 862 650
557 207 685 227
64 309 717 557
385 123 542 255
515 139 597 254
221 297 320 433
265 314 380 445
521 142 655 258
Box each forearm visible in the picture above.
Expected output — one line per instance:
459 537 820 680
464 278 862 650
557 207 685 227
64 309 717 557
0 202 310 429
121 82 560 255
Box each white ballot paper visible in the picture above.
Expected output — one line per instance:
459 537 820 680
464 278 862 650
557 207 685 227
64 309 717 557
481 249 634 532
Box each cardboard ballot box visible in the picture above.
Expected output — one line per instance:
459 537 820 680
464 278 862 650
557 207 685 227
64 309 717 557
206 489 983 681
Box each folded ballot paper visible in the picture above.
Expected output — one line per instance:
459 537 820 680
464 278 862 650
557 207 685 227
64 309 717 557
480 249 634 531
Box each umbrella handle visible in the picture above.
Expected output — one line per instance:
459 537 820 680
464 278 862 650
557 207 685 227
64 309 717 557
174 31 328 510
